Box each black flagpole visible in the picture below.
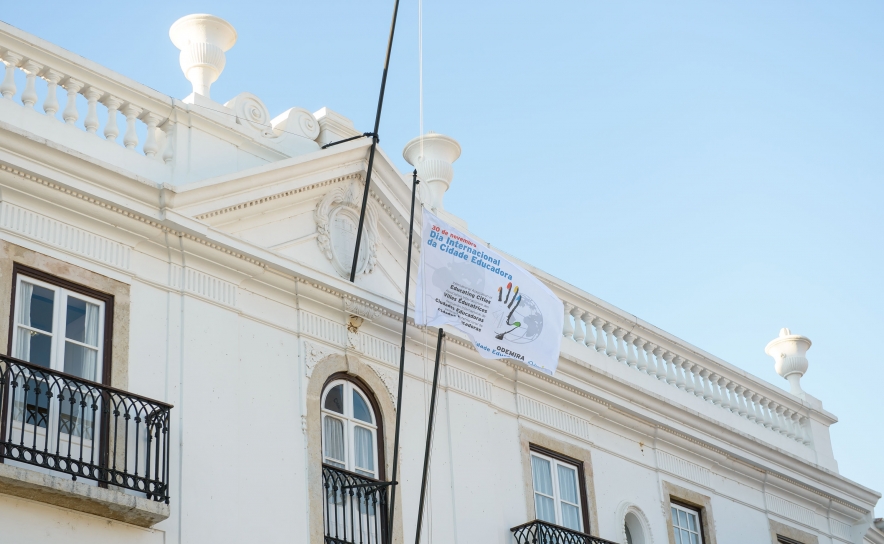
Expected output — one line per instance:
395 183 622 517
349 0 402 283
387 171 419 544
414 328 444 544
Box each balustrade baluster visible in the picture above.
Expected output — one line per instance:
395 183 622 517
752 393 766 424
635 339 648 374
769 402 784 433
42 69 64 116
782 409 797 439
1 52 22 99
83 86 103 133
734 386 748 417
102 95 122 141
726 381 740 412
614 329 627 363
709 374 723 406
62 78 84 125
744 391 759 423
798 416 811 446
699 369 713 401
122 104 142 149
673 356 686 390
716 378 731 410
562 303 574 339
625 334 638 369
652 347 666 380
161 119 176 163
772 404 786 435
572 308 586 344
758 398 774 428
20 60 43 108
663 352 677 385
603 323 617 358
593 317 606 353
682 362 697 395
645 344 658 378
581 313 596 350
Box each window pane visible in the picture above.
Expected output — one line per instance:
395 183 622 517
15 327 52 367
66 297 100 346
64 342 99 381
561 503 581 531
671 507 678 527
19 283 54 333
353 426 375 473
690 533 699 544
531 456 553 496
534 494 556 524
323 415 345 463
352 390 372 423
324 385 344 413
678 510 688 529
687 511 698 532
557 464 579 504
673 529 683 544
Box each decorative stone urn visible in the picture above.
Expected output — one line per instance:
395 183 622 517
765 328 811 396
169 14 237 99
403 132 461 211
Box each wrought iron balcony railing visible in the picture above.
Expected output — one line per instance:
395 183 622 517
322 464 390 544
511 519 620 544
0 354 172 503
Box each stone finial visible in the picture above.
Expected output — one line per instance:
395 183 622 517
403 132 461 211
765 328 812 396
169 14 237 99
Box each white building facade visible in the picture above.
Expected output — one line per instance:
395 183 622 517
0 14 880 544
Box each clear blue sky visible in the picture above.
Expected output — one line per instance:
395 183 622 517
4 0 882 516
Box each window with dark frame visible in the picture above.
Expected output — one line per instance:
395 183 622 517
7 263 114 385
777 536 805 544
528 444 590 533
3 264 115 469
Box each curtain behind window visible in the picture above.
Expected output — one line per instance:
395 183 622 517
14 282 34 361
353 426 375 476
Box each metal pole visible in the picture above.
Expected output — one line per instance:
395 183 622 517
414 328 444 544
386 171 419 544
349 0 402 282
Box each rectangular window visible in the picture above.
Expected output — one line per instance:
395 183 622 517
5 266 114 462
11 273 106 381
671 503 703 544
529 447 586 532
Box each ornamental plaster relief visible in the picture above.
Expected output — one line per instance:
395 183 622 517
314 180 379 278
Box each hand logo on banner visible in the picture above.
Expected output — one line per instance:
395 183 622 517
416 210 563 375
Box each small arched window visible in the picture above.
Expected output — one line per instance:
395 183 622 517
321 379 379 478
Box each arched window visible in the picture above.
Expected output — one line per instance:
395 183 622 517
321 378 380 478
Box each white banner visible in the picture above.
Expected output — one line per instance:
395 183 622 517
415 210 564 375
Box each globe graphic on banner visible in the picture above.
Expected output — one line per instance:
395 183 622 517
495 294 544 344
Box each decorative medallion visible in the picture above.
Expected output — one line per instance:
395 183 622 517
315 181 378 278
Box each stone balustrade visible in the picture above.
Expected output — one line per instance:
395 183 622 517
0 33 175 163
557 297 814 447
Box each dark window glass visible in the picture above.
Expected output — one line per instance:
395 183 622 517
324 384 344 413
29 284 55 333
352 390 372 423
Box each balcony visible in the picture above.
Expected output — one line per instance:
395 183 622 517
0 354 171 526
511 520 620 544
322 464 390 544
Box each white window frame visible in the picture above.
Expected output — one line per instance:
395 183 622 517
11 274 106 379
671 503 703 544
320 379 380 479
530 450 584 532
